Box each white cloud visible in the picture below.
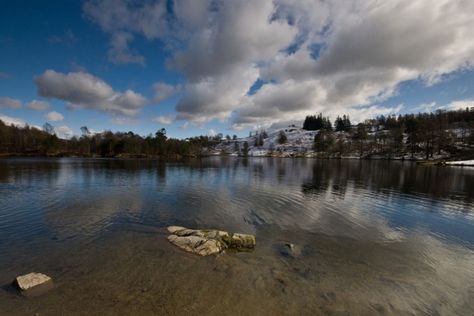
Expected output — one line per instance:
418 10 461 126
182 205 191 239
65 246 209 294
180 121 190 129
0 113 26 126
84 0 474 129
54 125 74 139
413 102 438 113
0 97 22 109
27 100 50 111
444 99 474 111
45 111 64 122
83 0 168 64
152 115 174 125
35 70 147 117
153 82 181 103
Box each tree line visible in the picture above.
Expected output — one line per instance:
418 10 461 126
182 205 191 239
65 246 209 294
0 121 221 158
1 106 473 159
304 108 474 159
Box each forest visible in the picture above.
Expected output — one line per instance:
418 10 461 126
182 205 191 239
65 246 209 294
0 122 220 158
301 107 474 159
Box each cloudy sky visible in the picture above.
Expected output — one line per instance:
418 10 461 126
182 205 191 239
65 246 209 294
1 0 474 139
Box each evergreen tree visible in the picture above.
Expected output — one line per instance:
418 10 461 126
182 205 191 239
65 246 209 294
335 115 352 132
278 130 287 144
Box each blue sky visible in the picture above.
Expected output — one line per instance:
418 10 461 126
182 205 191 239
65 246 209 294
1 0 473 139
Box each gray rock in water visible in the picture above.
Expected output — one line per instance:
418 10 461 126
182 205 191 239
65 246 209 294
167 234 224 256
277 242 302 258
167 226 187 234
166 226 256 256
14 272 53 296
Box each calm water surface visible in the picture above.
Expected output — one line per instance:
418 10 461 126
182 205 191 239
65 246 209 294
0 158 473 315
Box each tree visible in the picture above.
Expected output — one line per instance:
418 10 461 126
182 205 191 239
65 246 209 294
80 126 91 137
242 141 249 156
254 134 264 146
435 110 450 155
234 141 240 152
314 130 334 152
353 123 368 157
405 116 419 158
303 113 332 131
155 128 167 156
335 115 352 132
278 130 287 144
388 127 404 158
43 122 55 135
155 128 167 142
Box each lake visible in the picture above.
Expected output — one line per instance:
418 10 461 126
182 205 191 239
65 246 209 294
0 158 473 315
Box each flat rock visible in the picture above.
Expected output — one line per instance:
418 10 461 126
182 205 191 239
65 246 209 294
167 226 187 234
168 235 224 256
14 272 53 296
166 226 255 256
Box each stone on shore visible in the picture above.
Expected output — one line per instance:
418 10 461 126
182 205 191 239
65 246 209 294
14 272 53 296
166 226 256 256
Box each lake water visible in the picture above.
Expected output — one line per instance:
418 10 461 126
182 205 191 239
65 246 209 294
0 158 473 315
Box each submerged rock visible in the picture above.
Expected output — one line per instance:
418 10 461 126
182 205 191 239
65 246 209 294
277 242 302 258
166 226 256 256
14 272 53 296
229 233 257 249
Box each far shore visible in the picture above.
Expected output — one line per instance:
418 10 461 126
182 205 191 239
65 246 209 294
2 152 473 166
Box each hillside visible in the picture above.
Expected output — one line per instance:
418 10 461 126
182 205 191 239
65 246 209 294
211 113 474 161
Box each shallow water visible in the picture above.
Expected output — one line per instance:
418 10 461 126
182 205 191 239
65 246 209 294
0 157 473 315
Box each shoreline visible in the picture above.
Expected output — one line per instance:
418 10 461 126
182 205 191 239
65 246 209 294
3 153 473 166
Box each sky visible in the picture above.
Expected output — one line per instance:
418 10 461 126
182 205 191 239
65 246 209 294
1 0 474 139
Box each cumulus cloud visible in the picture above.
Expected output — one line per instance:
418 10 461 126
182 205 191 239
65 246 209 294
54 125 74 139
83 0 168 64
0 97 22 109
84 0 474 129
152 115 174 125
45 111 64 122
27 100 50 111
35 70 147 117
153 82 182 103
